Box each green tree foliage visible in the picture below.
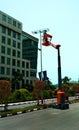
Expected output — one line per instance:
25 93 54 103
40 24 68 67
62 76 71 96
62 76 71 84
12 71 23 90
68 87 75 96
0 80 11 111
25 84 34 92
45 79 53 90
43 90 50 99
45 79 56 97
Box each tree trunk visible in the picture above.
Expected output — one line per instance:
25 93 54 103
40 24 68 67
37 99 39 106
4 101 8 111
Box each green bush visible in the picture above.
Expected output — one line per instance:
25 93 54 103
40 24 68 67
43 90 50 99
8 89 34 102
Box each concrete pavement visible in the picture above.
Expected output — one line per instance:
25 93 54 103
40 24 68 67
0 103 79 130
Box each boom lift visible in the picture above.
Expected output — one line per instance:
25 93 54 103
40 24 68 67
42 32 69 109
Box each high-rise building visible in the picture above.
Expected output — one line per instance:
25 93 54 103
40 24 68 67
22 31 38 74
0 11 38 89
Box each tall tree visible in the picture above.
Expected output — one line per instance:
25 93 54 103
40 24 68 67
72 83 79 93
62 76 71 98
45 78 53 90
33 80 45 105
12 71 23 90
0 80 11 111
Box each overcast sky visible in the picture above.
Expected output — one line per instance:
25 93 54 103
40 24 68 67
1 0 79 84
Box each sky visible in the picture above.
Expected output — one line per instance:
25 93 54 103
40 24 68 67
0 0 79 84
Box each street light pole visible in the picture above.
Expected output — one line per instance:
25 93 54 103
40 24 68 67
39 31 42 81
32 29 49 105
32 29 49 80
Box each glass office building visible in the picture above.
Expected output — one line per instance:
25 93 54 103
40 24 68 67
0 11 38 89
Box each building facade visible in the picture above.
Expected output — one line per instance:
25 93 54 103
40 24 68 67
22 31 38 78
0 11 38 89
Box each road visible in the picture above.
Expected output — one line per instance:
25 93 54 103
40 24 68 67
0 103 79 130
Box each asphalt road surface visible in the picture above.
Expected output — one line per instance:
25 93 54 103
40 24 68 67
0 103 79 130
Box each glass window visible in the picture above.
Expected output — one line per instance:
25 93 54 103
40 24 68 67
12 69 15 75
17 51 20 57
13 31 16 38
13 20 16 27
2 36 6 44
6 68 10 75
7 28 11 36
26 62 29 68
7 48 11 55
30 71 36 77
26 80 29 84
12 40 16 47
7 57 11 65
26 71 29 77
2 14 6 22
18 23 21 29
22 61 25 67
17 33 21 40
2 26 6 34
1 67 5 74
12 49 16 56
22 70 25 76
30 80 33 85
17 60 20 67
22 79 24 86
7 38 11 45
17 69 20 73
8 17 12 24
17 42 20 49
1 46 5 53
1 56 5 64
12 59 16 66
